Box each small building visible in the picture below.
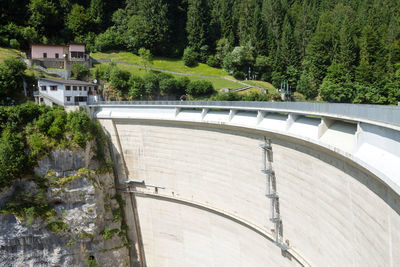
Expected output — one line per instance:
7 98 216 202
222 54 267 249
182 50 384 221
29 43 90 70
34 78 98 107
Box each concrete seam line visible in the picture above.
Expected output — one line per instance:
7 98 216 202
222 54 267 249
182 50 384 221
133 191 312 267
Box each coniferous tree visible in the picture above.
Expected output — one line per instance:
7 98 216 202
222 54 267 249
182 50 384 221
186 0 210 53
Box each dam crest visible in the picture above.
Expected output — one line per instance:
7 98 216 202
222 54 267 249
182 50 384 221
90 101 400 267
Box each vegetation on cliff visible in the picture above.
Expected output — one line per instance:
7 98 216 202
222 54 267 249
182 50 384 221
0 102 105 188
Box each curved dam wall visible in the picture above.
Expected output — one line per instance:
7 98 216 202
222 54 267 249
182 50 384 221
92 102 400 267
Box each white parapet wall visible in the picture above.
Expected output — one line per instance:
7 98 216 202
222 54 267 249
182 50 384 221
92 102 400 267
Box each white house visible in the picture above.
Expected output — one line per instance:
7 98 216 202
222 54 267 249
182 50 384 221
35 78 98 107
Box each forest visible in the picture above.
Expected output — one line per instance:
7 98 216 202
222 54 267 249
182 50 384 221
1 0 400 104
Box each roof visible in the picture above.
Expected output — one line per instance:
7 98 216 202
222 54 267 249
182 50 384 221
38 78 95 86
31 44 67 48
68 43 86 46
30 43 86 48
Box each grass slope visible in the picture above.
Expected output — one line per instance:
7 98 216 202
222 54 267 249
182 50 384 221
91 51 230 77
91 51 276 91
0 47 24 62
95 63 243 90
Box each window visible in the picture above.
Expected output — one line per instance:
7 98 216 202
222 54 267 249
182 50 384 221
73 86 77 91
41 86 46 91
40 98 43 103
79 86 82 91
55 53 59 58
66 96 71 101
43 53 47 58
66 86 71 91
84 86 87 91
70 51 84 58
50 86 57 91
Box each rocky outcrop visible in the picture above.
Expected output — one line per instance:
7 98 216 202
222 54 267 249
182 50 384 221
0 143 130 267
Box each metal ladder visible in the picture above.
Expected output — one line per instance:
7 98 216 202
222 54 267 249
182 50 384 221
260 137 288 250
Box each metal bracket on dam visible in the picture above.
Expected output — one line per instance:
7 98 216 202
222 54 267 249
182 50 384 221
89 101 400 267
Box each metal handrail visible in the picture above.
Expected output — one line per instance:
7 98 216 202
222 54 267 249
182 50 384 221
89 101 400 127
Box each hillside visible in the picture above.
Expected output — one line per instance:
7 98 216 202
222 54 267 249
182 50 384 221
1 0 399 104
91 51 275 91
0 47 24 63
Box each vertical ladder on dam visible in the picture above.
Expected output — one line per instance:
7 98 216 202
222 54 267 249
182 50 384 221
260 138 287 250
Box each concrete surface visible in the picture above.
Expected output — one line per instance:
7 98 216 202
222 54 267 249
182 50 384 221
94 103 400 267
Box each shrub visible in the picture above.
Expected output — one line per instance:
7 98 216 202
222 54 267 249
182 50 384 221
109 67 131 92
206 55 220 67
71 63 89 81
176 77 190 96
210 92 242 101
159 78 178 95
183 47 198 67
9 39 20 49
0 129 26 187
233 71 246 80
0 57 27 102
293 92 306 102
95 27 124 52
143 71 160 97
241 91 270 101
66 111 93 148
128 75 145 99
186 80 214 97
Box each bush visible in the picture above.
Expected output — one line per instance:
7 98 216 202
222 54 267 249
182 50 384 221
209 92 242 101
233 71 246 80
241 91 270 101
71 63 89 81
143 71 160 97
206 55 220 67
186 80 214 97
109 67 130 91
0 129 26 187
183 47 198 67
159 78 178 95
95 27 124 52
292 92 306 102
128 75 145 100
9 39 20 49
176 77 190 96
66 111 92 148
0 57 27 102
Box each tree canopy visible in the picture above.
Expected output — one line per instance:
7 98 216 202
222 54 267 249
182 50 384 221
1 0 400 104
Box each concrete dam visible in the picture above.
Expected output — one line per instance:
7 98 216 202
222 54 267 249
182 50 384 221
90 101 400 267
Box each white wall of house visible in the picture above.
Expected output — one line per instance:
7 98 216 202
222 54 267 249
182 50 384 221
38 80 91 105
38 80 65 103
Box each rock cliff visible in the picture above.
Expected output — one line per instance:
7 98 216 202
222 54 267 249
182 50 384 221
0 142 130 266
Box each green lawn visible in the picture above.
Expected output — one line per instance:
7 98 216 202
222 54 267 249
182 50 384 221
0 47 24 62
94 63 242 90
91 51 231 77
237 88 262 95
91 51 277 91
245 80 276 91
